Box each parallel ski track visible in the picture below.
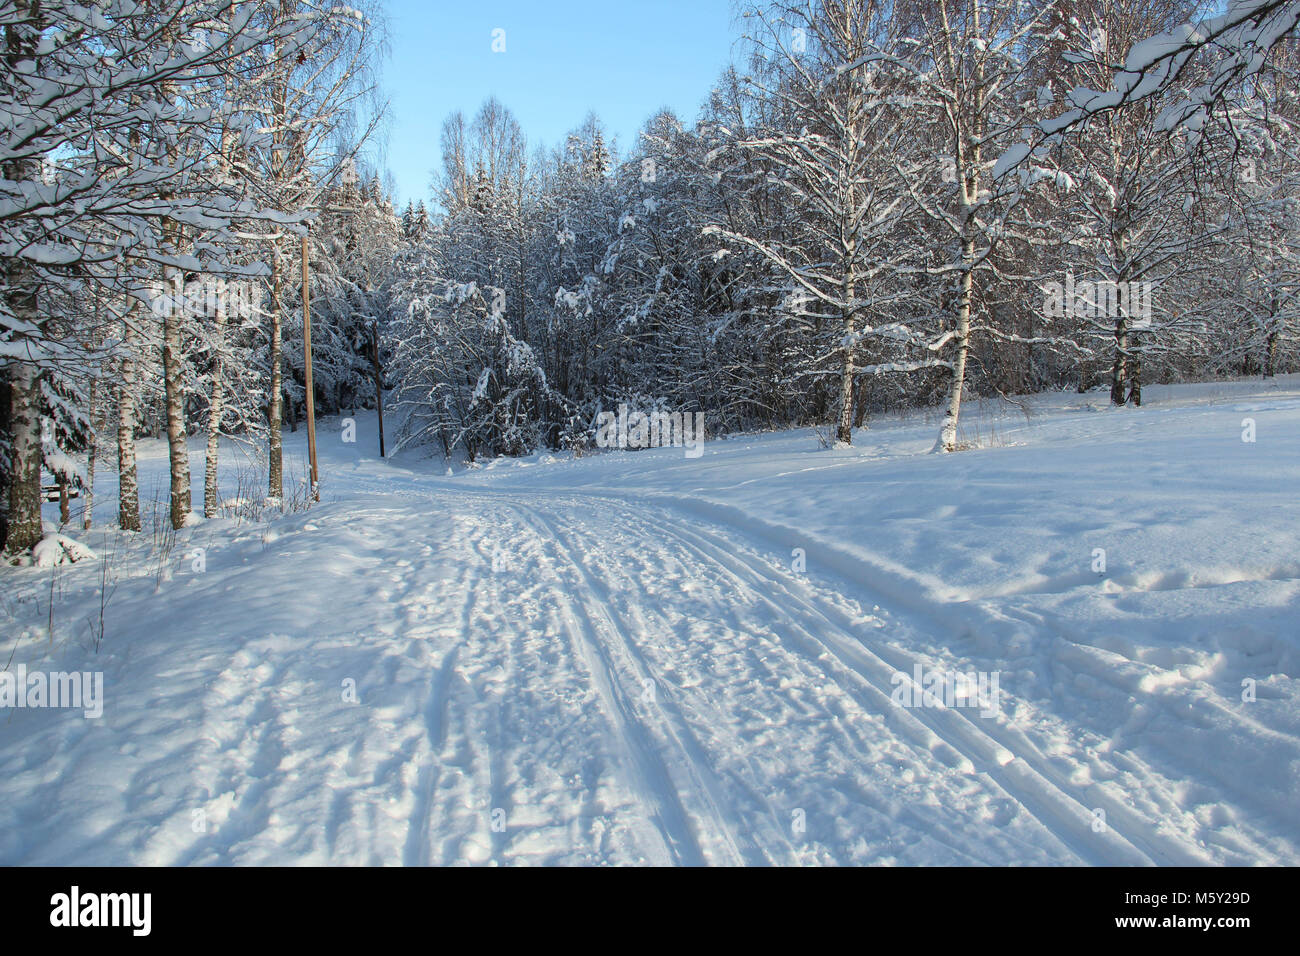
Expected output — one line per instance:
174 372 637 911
344 474 1208 865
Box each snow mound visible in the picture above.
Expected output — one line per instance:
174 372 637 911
32 534 98 567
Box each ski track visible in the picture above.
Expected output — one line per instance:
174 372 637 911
502 492 1117 863
518 501 786 865
7 445 1294 866
329 478 1058 863
349 476 1275 864
579 494 1179 865
635 496 1292 865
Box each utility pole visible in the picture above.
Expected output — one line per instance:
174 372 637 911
300 193 378 484
302 232 319 500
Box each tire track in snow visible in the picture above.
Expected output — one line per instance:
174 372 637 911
524 489 1172 863
394 501 660 865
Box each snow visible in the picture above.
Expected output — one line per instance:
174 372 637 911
992 143 1031 181
31 533 97 568
1 377 1299 864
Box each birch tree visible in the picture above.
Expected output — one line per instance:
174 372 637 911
708 0 913 445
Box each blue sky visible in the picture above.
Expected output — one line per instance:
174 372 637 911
380 0 739 206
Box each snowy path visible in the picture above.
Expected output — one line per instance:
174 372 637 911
447 488 1220 865
3 379 1298 865
319 482 1095 865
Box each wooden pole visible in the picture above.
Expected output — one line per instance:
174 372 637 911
302 232 319 500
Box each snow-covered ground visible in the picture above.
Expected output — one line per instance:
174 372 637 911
2 377 1298 865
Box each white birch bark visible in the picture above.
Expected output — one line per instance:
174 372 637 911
204 299 227 518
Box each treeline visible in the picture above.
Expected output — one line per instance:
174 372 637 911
3 0 1298 560
1 0 387 557
385 0 1298 461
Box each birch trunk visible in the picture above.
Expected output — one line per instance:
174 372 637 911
836 325 856 445
935 248 974 454
117 312 142 532
268 248 284 500
4 362 43 555
1264 296 1279 378
204 300 227 518
2 7 44 553
1110 223 1133 406
834 19 864 449
58 474 70 526
266 10 292 502
932 1 982 454
158 25 190 530
117 102 144 533
84 378 96 531
1110 317 1129 406
162 266 191 528
837 284 856 445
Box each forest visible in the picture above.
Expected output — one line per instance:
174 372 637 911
3 0 1298 558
